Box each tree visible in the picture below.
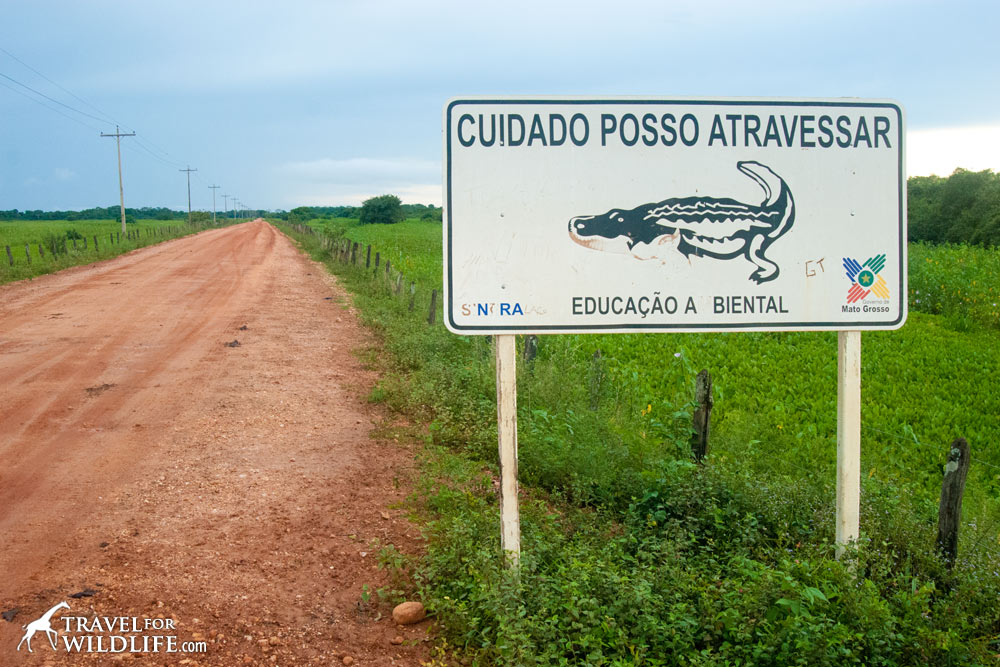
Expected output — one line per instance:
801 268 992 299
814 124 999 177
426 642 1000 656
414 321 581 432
190 211 212 225
359 194 403 224
907 169 1000 246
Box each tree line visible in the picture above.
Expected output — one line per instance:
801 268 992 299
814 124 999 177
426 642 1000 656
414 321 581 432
0 206 186 221
283 196 442 225
908 168 999 246
5 170 996 244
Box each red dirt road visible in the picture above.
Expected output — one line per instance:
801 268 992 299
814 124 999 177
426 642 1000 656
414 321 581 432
0 221 429 665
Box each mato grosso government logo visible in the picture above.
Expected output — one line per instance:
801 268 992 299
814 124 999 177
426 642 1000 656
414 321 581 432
14 600 206 655
843 254 891 308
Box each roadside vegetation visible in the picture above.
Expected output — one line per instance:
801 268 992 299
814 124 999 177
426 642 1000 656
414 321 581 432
0 214 227 284
284 214 1000 666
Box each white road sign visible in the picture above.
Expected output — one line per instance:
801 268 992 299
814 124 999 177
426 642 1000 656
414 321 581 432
443 98 906 334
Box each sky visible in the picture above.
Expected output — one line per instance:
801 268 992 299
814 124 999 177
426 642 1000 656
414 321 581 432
1 0 999 212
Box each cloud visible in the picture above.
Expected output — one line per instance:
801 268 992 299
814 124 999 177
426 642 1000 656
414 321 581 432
280 157 439 185
908 125 1000 177
54 167 77 181
295 183 442 208
278 157 441 206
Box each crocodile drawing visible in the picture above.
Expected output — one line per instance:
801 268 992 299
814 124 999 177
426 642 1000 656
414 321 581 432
568 161 795 284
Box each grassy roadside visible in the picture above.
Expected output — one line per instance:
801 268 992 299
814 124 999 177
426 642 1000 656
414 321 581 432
0 219 222 285
281 221 1000 666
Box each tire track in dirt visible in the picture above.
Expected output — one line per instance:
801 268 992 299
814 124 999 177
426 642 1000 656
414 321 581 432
0 221 429 665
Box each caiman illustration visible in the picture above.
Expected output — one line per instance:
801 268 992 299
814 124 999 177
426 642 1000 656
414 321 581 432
568 161 795 284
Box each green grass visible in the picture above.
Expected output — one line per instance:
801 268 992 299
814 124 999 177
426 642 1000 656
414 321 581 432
304 219 1000 509
909 242 1000 330
0 218 204 284
304 217 444 288
283 220 1000 665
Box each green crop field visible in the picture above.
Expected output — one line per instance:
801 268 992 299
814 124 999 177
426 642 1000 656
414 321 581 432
0 219 202 284
332 220 1000 524
289 219 1000 665
909 242 1000 330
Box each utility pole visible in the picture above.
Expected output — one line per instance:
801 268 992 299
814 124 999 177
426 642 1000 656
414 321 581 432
208 185 220 225
179 166 197 224
232 198 239 220
100 125 136 234
222 194 229 221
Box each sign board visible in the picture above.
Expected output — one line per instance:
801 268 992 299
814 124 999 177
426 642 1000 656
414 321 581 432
443 98 906 334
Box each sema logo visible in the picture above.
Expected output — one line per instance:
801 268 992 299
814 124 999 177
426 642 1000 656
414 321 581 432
843 254 890 304
461 302 524 317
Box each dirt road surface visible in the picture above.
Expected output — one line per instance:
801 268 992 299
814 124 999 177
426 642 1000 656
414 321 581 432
0 221 430 665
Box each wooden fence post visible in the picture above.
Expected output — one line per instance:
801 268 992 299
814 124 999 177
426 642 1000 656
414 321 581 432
351 242 358 264
588 349 604 410
385 259 391 279
937 437 970 567
523 335 538 365
374 252 380 272
395 274 403 295
73 238 78 250
38 243 44 259
691 370 713 463
6 245 13 266
428 289 438 325
366 245 371 268
25 244 30 264
409 282 416 311
94 236 99 251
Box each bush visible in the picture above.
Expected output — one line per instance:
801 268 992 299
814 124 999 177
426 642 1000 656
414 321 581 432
359 194 404 224
40 231 68 256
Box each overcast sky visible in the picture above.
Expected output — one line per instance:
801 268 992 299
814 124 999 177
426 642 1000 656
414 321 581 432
2 0 998 212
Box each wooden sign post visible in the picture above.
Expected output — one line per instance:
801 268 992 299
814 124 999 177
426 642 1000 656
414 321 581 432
495 334 520 564
836 331 862 559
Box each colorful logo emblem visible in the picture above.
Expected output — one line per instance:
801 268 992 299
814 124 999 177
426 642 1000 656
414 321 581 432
843 254 890 303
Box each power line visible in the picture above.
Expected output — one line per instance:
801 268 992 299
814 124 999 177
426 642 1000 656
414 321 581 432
131 136 184 169
0 46 121 127
134 133 184 167
122 139 182 170
0 77 104 132
0 49 212 208
0 70 112 126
